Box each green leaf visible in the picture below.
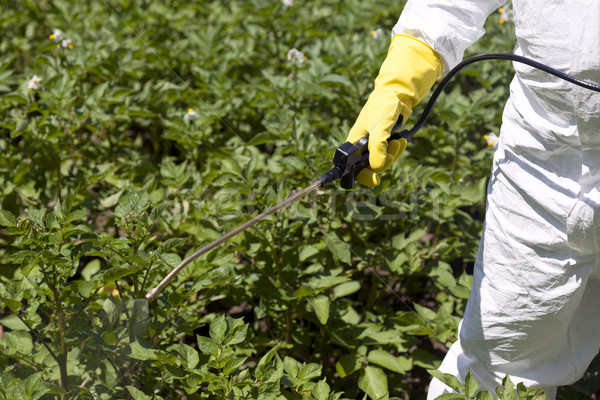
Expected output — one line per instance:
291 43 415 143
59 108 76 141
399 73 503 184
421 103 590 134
321 73 352 86
474 391 494 400
298 363 322 381
257 380 280 400
515 382 544 400
313 380 331 400
299 245 319 262
1 331 33 355
34 382 67 398
413 349 441 369
335 353 361 378
158 237 186 254
414 304 437 323
128 341 159 361
434 394 465 400
6 372 42 399
102 265 141 284
283 356 299 378
497 374 515 400
324 233 351 265
366 350 412 374
209 314 227 344
391 229 427 251
428 369 463 393
26 208 46 228
131 191 151 214
358 366 388 400
196 335 219 358
312 295 330 325
464 370 479 398
61 190 77 216
10 119 28 138
223 323 248 346
81 259 101 281
0 368 16 390
160 253 181 267
0 314 27 330
77 279 100 298
127 386 152 400
0 281 24 312
149 202 169 223
256 354 284 383
2 94 28 105
0 210 17 227
257 345 281 368
53 198 64 220
221 158 244 179
247 131 283 146
178 343 199 369
332 281 361 299
66 209 87 224
11 250 37 276
128 110 158 118
100 189 125 209
223 356 247 375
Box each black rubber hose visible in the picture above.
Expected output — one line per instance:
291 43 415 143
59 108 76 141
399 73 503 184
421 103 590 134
402 53 600 139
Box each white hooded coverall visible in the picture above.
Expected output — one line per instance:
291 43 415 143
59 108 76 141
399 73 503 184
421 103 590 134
393 0 600 398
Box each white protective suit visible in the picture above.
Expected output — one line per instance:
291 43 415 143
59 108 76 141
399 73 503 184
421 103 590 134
392 0 600 398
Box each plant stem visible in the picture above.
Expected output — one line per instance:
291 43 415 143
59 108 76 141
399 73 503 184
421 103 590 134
64 287 102 337
285 309 292 345
56 153 62 201
55 281 70 392
14 312 60 363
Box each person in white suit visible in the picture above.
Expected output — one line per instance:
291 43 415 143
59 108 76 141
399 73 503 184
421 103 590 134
346 1 600 398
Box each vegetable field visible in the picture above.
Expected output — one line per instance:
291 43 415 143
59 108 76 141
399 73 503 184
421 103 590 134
0 1 598 399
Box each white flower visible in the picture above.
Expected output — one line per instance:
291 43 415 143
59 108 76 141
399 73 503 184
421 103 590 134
184 108 198 122
498 7 514 24
281 0 293 6
484 133 499 148
28 75 42 91
61 39 73 49
286 48 307 64
49 29 63 42
371 28 384 39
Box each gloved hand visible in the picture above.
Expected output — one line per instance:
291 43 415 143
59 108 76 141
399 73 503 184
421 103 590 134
346 34 443 186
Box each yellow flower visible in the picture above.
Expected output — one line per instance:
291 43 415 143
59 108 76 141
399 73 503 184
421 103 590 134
484 133 499 148
49 29 63 42
498 7 514 24
371 28 384 39
184 108 198 122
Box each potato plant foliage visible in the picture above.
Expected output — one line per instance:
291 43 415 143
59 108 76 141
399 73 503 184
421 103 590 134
0 0 598 399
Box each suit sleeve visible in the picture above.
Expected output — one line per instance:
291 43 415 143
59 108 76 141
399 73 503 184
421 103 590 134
392 0 506 73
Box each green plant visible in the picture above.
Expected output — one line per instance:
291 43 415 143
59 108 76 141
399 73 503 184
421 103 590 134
428 370 545 400
2 1 593 399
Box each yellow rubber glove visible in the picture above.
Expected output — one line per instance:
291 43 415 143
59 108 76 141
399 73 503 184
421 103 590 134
346 34 443 186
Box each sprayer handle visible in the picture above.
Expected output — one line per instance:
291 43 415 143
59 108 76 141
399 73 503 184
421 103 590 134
323 116 413 190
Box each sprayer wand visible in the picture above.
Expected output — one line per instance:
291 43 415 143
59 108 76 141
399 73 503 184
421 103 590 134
145 53 600 302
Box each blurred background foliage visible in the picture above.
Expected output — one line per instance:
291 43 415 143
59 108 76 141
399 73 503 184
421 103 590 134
1 0 597 399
